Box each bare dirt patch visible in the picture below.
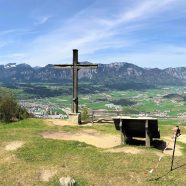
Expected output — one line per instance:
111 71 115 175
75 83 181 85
177 134 186 144
106 147 143 154
39 169 57 182
162 137 183 156
3 154 17 162
5 141 24 151
42 129 120 149
46 119 75 127
0 146 17 163
41 127 184 155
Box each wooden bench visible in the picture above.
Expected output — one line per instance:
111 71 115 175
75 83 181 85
112 116 160 147
91 110 122 124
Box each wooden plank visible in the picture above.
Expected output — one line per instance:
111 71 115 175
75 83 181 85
91 110 121 123
72 49 78 113
145 120 151 147
120 119 127 145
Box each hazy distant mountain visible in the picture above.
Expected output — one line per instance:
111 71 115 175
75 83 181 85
0 62 186 88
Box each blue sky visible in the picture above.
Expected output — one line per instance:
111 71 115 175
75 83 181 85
0 0 186 68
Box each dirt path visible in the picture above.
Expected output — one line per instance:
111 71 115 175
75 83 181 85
163 137 183 156
42 129 120 149
41 126 185 156
106 147 143 154
177 134 186 143
46 119 75 126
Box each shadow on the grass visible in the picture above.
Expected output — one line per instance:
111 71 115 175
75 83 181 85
149 163 186 181
124 138 167 151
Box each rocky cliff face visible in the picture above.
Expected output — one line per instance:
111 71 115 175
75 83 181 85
164 67 186 80
0 62 185 86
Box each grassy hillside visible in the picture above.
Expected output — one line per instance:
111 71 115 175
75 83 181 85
0 119 186 185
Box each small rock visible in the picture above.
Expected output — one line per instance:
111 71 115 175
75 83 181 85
5 141 24 151
39 169 57 182
59 177 75 186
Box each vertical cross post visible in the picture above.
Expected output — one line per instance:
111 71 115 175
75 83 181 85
72 49 78 113
54 49 98 124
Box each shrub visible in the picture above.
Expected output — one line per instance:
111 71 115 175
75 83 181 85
0 87 29 122
122 107 140 115
81 107 90 121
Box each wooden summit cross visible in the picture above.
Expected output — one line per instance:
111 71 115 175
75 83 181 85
54 49 98 116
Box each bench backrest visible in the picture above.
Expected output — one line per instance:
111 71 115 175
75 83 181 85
92 110 121 117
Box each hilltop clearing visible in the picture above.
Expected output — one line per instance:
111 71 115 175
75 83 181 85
0 118 186 185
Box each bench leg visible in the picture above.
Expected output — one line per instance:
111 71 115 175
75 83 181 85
91 112 94 124
121 131 125 145
145 120 151 147
120 119 127 145
121 132 128 145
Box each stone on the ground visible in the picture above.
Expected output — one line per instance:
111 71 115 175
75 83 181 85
59 177 75 186
39 169 57 182
5 141 24 151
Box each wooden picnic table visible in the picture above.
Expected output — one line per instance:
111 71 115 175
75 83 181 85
112 116 160 147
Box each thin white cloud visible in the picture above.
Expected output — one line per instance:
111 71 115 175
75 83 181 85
34 16 50 25
96 0 177 27
96 45 186 68
0 40 12 48
0 28 31 36
0 53 27 64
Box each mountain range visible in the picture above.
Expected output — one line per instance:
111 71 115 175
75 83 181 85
0 62 186 89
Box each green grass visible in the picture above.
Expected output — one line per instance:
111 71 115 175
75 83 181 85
0 118 186 185
159 119 186 126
